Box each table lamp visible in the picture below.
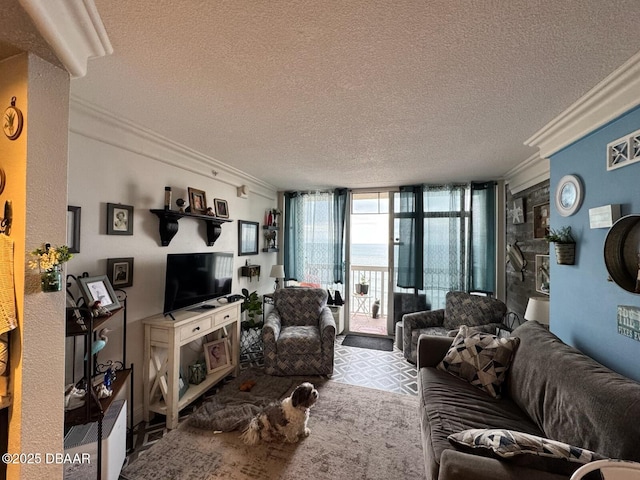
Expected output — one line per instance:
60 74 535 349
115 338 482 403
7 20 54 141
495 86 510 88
524 297 549 326
270 264 285 291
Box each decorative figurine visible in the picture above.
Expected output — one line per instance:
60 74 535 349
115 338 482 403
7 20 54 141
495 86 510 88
91 300 111 318
176 198 186 213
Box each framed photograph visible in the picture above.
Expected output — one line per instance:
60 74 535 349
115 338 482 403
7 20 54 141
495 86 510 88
238 220 259 256
533 203 550 239
214 198 229 218
188 187 207 214
107 203 134 235
67 205 81 253
511 197 525 224
107 257 134 288
77 275 121 312
203 338 231 374
535 255 550 295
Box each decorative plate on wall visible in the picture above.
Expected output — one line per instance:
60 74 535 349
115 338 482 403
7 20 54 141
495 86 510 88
3 97 23 141
555 174 583 217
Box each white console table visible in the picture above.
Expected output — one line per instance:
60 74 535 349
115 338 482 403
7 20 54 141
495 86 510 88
142 300 241 429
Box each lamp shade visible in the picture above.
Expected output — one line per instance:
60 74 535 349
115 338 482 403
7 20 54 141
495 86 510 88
269 264 285 279
524 297 549 325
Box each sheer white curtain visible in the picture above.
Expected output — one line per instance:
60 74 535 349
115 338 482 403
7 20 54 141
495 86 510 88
284 191 346 288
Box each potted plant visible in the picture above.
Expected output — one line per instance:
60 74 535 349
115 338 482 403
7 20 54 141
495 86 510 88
241 288 263 329
357 275 369 295
545 226 576 265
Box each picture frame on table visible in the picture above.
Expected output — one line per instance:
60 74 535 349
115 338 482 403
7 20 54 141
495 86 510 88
67 205 81 253
107 257 134 288
203 338 231 374
107 203 134 235
77 275 121 312
187 187 207 214
238 220 259 256
214 198 229 218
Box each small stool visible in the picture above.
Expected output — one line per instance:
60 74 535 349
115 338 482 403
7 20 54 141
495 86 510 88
395 322 403 351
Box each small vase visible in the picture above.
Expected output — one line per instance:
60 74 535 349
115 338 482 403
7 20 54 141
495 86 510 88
41 266 62 292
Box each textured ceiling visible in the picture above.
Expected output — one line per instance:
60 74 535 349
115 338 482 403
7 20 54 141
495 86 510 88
70 0 640 191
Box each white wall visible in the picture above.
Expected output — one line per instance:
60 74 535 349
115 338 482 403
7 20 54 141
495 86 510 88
67 101 278 424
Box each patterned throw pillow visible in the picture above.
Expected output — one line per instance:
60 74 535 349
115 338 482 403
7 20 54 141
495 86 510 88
448 429 605 475
437 325 519 398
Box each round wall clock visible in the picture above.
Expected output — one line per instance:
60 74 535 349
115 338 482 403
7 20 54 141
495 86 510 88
555 174 583 217
3 97 23 141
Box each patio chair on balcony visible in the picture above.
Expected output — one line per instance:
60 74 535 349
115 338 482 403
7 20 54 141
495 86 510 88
402 291 507 364
263 288 336 376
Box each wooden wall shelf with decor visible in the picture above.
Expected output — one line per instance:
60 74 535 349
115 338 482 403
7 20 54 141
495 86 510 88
240 264 261 281
150 209 232 246
262 225 279 252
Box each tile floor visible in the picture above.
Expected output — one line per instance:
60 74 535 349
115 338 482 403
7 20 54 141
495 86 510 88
123 334 417 468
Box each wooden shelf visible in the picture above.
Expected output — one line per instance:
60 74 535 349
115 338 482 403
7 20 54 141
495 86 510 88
147 364 235 415
262 247 279 253
150 209 233 246
64 368 131 427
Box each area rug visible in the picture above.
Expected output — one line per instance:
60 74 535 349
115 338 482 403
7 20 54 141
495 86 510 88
120 369 423 480
342 334 394 351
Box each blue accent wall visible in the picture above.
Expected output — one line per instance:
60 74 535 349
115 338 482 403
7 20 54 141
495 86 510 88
549 106 640 381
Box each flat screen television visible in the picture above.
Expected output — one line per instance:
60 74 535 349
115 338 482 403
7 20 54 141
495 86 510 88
163 252 234 315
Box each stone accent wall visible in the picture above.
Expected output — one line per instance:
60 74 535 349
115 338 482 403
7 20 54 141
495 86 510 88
505 180 550 321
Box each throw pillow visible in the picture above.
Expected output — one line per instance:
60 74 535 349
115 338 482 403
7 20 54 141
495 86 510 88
437 325 519 398
448 428 605 476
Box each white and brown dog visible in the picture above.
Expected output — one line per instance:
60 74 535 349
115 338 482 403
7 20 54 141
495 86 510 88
240 382 318 445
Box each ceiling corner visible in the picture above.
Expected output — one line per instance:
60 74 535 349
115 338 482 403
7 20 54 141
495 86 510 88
19 0 112 78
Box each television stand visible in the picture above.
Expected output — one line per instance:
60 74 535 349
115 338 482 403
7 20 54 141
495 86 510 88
196 304 217 310
142 300 241 429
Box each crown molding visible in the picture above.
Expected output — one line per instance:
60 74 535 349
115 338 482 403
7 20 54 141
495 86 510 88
525 51 640 158
19 0 112 78
503 152 550 194
69 95 278 200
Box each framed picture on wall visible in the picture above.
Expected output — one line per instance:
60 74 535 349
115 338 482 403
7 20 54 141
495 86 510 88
238 220 259 256
533 203 550 239
535 254 550 295
107 203 134 235
67 205 81 253
511 197 525 224
107 257 134 288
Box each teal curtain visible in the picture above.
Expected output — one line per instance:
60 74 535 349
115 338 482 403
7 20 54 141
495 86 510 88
396 185 423 290
332 188 348 283
283 190 347 286
470 182 496 293
283 192 300 281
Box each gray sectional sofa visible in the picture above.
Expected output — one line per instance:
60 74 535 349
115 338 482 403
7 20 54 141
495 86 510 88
417 320 640 480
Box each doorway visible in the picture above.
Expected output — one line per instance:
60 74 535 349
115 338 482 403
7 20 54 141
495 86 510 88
348 192 392 336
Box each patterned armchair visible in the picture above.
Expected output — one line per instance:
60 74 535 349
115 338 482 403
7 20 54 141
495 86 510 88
402 291 507 364
263 288 336 376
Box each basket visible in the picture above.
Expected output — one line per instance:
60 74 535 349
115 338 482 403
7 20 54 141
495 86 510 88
554 243 575 265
